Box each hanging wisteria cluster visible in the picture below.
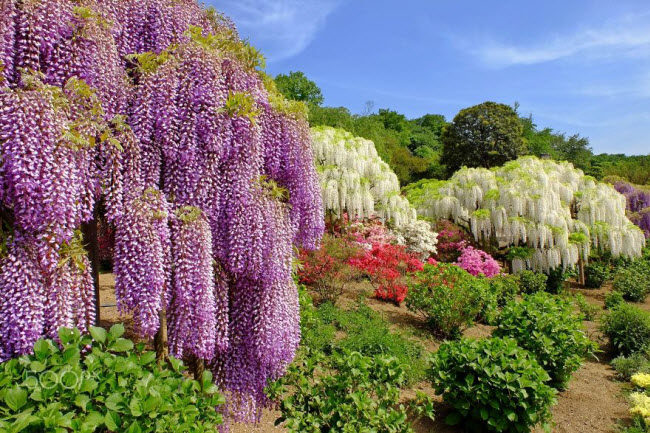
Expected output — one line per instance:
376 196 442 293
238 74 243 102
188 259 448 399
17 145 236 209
614 180 650 238
406 157 646 272
312 126 416 226
0 0 324 423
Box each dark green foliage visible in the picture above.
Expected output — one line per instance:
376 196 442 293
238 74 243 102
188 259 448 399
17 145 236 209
601 304 650 356
593 154 650 184
517 270 548 294
314 302 427 384
521 114 593 172
585 262 611 288
430 337 557 432
489 274 521 307
406 264 488 339
274 71 324 105
613 260 650 302
0 325 224 433
268 350 433 433
494 292 598 388
545 267 570 294
611 353 650 380
307 103 447 185
441 102 525 175
604 291 625 310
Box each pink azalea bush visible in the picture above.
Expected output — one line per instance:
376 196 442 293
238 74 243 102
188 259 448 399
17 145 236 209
456 246 501 278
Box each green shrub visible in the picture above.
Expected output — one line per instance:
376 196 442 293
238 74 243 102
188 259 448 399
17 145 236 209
613 261 650 302
494 292 598 388
573 293 600 321
430 337 557 432
585 262 610 288
316 302 427 384
406 263 488 339
604 291 625 310
268 350 433 433
601 304 650 356
545 267 570 294
0 325 224 433
298 287 336 353
517 270 548 294
489 274 520 307
611 353 650 380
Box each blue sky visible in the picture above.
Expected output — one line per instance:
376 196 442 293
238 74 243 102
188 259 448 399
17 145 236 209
213 0 650 155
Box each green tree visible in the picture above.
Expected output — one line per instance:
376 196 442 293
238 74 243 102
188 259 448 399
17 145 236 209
441 102 525 175
275 71 324 105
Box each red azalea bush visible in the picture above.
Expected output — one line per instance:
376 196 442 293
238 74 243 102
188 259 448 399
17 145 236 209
349 243 424 305
433 220 472 263
298 234 361 305
456 246 501 278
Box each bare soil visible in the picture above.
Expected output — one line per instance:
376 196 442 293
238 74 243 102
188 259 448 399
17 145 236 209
98 274 634 432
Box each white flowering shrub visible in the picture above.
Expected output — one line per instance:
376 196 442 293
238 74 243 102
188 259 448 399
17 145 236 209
394 220 438 258
312 126 416 227
406 156 646 272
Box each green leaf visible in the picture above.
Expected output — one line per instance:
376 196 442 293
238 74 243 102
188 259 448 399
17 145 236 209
29 361 46 373
10 410 35 433
74 394 91 412
33 339 51 359
109 324 125 339
89 327 107 344
108 338 133 353
139 352 156 366
104 410 121 431
105 394 124 412
126 420 142 433
5 386 28 411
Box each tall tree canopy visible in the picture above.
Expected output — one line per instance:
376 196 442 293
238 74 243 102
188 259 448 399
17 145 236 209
0 0 323 421
441 102 525 175
405 157 645 272
274 71 324 106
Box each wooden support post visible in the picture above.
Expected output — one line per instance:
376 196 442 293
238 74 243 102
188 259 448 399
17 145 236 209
578 257 586 286
81 206 100 327
154 302 169 363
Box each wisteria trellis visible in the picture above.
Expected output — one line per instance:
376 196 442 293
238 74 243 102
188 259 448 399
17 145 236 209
0 0 323 421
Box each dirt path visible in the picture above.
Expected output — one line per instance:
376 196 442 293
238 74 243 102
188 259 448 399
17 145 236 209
98 274 633 432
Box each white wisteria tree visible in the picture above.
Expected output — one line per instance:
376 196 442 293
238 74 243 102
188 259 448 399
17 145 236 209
406 157 646 275
311 126 416 227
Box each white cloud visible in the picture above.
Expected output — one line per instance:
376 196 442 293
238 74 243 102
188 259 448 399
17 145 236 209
579 73 650 99
470 13 650 68
216 0 342 62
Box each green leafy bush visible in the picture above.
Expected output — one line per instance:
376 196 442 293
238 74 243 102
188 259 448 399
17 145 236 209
613 261 650 302
489 274 520 307
0 325 224 433
298 287 336 353
601 304 650 356
517 270 548 294
604 291 625 310
406 263 488 339
585 262 610 288
545 267 570 294
494 292 598 388
476 274 521 326
573 293 600 321
611 353 650 380
268 350 433 433
315 302 427 384
430 337 557 432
